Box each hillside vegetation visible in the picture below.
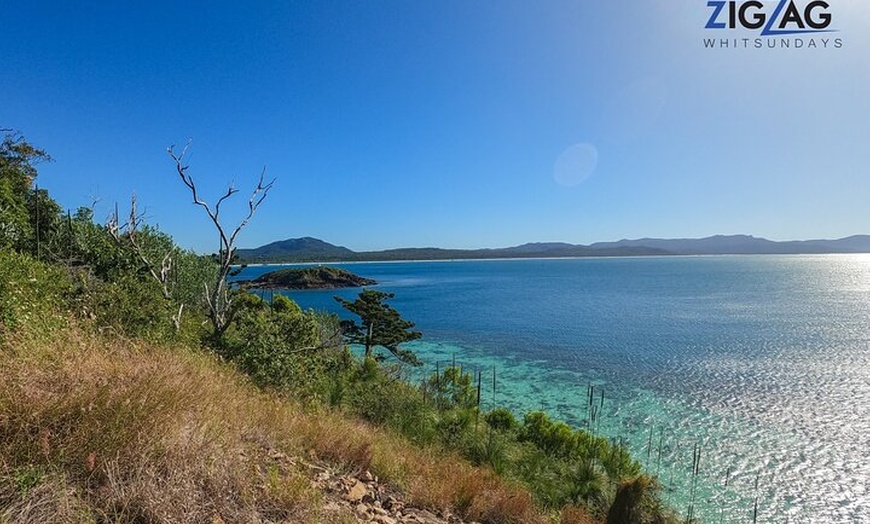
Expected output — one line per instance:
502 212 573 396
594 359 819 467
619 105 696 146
0 131 679 524
1 310 549 523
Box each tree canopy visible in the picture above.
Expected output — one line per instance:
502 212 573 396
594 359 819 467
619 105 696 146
335 289 422 366
0 129 51 252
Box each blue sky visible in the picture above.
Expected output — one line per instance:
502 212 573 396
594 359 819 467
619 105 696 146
5 1 869 252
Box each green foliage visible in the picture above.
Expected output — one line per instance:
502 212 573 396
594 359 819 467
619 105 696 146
466 430 510 475
512 444 575 508
434 407 476 447
81 271 173 340
423 364 477 410
599 440 642 481
344 362 430 428
520 411 581 458
607 475 676 524
0 130 51 252
485 408 519 433
335 289 422 365
0 250 72 337
48 206 218 340
0 133 222 342
566 460 612 513
56 208 124 273
223 293 329 398
507 411 647 514
10 464 47 495
25 186 63 258
172 249 220 311
42 210 215 342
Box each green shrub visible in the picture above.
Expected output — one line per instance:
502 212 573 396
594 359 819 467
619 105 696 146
223 293 328 397
435 407 476 447
607 475 675 524
519 411 580 458
79 271 173 340
485 407 519 433
466 430 509 475
512 444 572 507
599 440 642 481
0 250 71 337
566 459 612 514
346 362 423 422
422 364 477 410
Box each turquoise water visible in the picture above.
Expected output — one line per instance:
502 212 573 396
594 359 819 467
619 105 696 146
237 255 870 523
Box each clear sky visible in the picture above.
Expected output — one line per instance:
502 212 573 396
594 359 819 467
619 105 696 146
5 1 869 252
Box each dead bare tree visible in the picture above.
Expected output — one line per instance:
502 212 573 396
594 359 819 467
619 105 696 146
107 193 174 300
106 194 188 330
167 141 274 338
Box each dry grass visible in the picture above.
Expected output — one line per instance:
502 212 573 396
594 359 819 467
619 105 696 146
0 325 574 524
0 327 322 523
0 471 92 524
560 504 605 524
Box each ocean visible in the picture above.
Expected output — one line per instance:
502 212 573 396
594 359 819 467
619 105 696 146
236 255 870 523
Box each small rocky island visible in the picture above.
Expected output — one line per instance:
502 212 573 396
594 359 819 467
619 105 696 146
238 266 377 290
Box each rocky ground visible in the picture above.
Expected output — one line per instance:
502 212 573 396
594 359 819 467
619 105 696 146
256 447 477 524
313 466 471 524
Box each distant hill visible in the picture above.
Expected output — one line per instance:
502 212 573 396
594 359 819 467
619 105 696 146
235 234 870 263
589 234 870 255
236 237 355 262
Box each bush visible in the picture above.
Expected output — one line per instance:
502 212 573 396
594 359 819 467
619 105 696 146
607 475 676 524
344 360 431 429
79 272 173 339
435 407 476 447
485 407 519 433
422 364 478 410
223 294 328 397
466 429 510 475
0 250 71 338
519 411 580 458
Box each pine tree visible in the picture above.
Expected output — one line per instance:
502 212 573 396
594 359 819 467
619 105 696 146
335 289 422 365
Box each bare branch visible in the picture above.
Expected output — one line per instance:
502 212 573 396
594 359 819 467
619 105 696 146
168 141 233 255
213 184 239 219
106 194 174 300
228 167 275 249
171 303 184 332
169 144 274 337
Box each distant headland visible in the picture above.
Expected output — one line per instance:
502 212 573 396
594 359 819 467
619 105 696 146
236 266 377 290
234 234 870 264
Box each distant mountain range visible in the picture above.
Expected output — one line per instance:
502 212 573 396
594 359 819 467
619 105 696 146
235 234 870 263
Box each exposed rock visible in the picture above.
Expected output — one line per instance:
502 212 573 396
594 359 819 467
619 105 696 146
345 480 368 502
302 459 474 524
258 444 476 524
383 496 399 511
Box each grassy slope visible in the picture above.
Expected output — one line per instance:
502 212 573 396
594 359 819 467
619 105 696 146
1 326 584 524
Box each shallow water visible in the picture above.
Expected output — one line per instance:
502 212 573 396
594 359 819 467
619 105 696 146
237 255 870 523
